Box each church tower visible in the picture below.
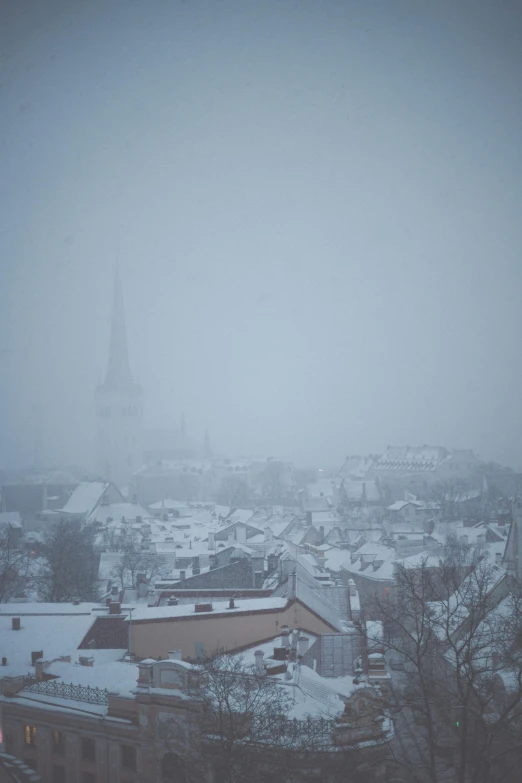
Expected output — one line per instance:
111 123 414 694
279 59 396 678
95 272 143 490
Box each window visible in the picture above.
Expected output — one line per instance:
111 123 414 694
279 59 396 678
24 724 37 746
121 744 136 771
81 737 96 762
4 731 13 754
82 773 97 783
53 765 66 783
52 730 65 755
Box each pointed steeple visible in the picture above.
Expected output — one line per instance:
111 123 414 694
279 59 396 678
104 270 134 388
204 428 213 459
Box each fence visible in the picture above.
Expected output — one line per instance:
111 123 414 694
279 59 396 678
24 679 109 705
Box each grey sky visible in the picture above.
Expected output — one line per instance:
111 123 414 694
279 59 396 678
1 0 522 470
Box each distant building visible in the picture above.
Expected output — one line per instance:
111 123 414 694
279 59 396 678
367 445 482 495
95 273 144 491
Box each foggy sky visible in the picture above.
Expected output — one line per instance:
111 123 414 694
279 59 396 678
1 0 522 471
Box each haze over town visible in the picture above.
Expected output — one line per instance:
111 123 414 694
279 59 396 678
3 5 522 782
1 0 522 473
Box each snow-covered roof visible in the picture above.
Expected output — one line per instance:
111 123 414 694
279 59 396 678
0 608 100 677
227 508 256 525
0 511 23 528
44 658 139 697
397 552 442 569
129 596 289 622
61 482 109 516
340 543 396 582
149 498 191 510
388 501 412 511
88 502 150 524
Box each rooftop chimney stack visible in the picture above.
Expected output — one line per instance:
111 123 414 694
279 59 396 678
254 650 265 674
298 636 309 657
12 617 20 631
281 625 290 648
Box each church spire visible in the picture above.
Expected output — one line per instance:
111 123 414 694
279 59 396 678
104 270 134 388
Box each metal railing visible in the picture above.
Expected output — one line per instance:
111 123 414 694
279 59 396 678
24 679 109 705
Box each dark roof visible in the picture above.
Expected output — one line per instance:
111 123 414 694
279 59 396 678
177 559 255 590
1 484 46 516
78 615 128 649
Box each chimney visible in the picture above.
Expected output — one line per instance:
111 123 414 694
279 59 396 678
168 650 183 661
137 575 148 598
281 625 290 648
208 532 215 550
111 585 119 596
109 601 121 615
254 650 265 674
348 579 357 596
12 617 20 631
195 603 213 613
228 598 235 609
319 526 325 543
35 659 47 680
298 636 309 657
31 651 44 666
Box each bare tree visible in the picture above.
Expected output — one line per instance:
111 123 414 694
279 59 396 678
157 651 381 783
370 556 522 783
110 528 168 589
0 523 30 602
428 480 478 525
39 521 100 602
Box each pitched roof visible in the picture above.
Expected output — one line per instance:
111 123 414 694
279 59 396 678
62 482 110 516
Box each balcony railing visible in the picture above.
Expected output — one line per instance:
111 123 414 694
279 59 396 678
24 679 109 705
